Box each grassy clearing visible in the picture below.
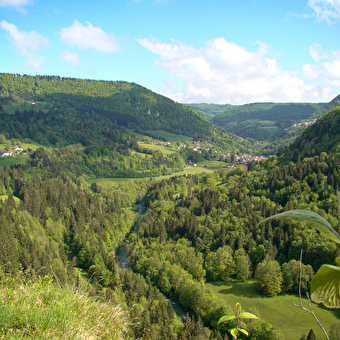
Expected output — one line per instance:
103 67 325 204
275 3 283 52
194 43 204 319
0 275 129 339
138 143 178 156
0 141 42 151
0 156 30 168
89 165 217 185
2 102 49 113
197 160 229 170
206 279 340 340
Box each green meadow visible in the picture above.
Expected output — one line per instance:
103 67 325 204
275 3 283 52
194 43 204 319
89 165 218 185
2 102 50 113
197 160 229 170
0 156 30 167
138 142 178 156
206 279 340 340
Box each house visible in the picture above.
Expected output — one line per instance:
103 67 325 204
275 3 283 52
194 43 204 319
0 150 12 157
13 146 23 152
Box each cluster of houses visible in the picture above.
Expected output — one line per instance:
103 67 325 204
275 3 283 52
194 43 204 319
0 146 28 158
144 140 266 166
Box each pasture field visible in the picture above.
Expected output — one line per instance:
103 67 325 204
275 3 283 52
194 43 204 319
0 156 30 168
0 141 41 151
89 165 218 185
197 160 229 170
138 143 178 156
206 279 340 340
2 102 50 113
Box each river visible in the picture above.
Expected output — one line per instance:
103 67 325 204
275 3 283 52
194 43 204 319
116 203 187 321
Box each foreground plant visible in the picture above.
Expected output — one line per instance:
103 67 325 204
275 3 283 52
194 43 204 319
217 302 258 339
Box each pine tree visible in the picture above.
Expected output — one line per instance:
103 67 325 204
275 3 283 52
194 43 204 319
306 328 317 340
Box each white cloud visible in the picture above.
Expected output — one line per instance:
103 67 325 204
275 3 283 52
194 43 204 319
0 0 31 11
304 46 340 85
0 20 48 69
60 20 121 53
59 51 80 66
136 37 340 104
308 0 340 22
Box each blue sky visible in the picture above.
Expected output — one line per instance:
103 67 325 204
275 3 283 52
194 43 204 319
0 0 340 104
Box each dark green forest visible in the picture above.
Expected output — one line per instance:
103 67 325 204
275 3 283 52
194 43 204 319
0 73 340 339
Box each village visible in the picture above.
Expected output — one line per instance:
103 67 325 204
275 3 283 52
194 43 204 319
149 139 266 166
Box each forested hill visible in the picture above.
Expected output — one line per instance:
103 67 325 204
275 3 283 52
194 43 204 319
211 102 325 142
279 106 340 161
0 73 241 143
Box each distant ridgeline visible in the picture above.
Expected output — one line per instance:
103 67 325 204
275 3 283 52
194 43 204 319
0 73 224 141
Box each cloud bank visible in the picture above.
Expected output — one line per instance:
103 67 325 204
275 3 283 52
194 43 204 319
137 37 340 104
60 20 121 53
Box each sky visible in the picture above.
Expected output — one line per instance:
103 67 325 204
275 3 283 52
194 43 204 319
0 0 340 105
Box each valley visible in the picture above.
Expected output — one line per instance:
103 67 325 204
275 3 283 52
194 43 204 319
0 73 340 339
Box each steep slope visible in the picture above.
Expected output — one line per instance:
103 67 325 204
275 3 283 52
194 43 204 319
278 106 340 161
310 94 340 118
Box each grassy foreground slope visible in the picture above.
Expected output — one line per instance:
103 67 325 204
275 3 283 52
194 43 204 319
0 272 129 339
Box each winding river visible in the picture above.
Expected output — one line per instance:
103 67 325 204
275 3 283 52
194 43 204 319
116 203 186 321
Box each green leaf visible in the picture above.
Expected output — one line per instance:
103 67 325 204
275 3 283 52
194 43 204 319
238 328 249 336
218 314 236 324
258 210 340 246
229 328 238 339
311 264 340 308
239 312 259 319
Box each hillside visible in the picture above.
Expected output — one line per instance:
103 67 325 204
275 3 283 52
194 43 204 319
0 73 250 146
279 106 340 161
211 102 324 142
310 93 340 118
0 73 254 178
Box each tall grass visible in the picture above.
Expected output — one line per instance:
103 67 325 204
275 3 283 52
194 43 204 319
0 271 130 339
